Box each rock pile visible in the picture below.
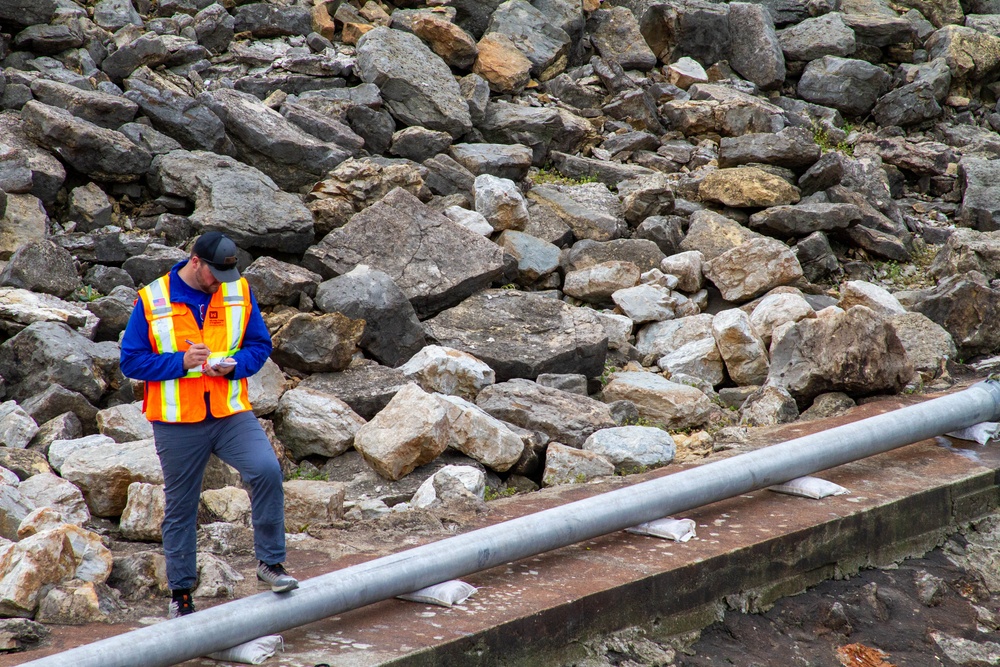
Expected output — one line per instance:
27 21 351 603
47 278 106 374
0 0 996 643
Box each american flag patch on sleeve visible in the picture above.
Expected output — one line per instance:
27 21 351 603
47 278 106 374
153 298 167 307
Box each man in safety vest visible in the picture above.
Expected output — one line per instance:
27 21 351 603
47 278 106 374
120 231 297 619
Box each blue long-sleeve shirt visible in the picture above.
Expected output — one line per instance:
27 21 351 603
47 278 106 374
120 261 272 382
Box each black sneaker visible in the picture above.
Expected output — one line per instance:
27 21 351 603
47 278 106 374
257 561 298 593
168 590 195 618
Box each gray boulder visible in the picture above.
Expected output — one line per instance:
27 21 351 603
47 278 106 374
487 0 572 79
958 158 1000 232
479 102 591 165
528 183 627 242
233 3 312 37
425 289 609 381
768 306 914 405
242 256 320 308
123 71 231 154
778 12 857 61
275 387 366 460
749 203 861 237
872 82 942 127
718 127 820 171
193 3 235 55
199 88 349 191
298 363 408 420
729 2 785 90
21 101 151 183
0 239 80 299
588 7 657 71
150 150 315 253
0 322 114 404
29 79 137 130
476 379 615 447
908 271 1000 358
271 312 364 374
797 56 892 116
315 265 426 367
303 188 505 317
356 27 472 138
0 112 64 202
448 143 533 181
704 237 803 303
637 0 732 66
101 33 170 81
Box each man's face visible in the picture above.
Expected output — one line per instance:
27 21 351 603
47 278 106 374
192 257 222 293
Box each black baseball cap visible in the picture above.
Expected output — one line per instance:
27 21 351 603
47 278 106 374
192 231 240 282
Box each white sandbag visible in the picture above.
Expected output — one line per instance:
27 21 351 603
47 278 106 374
946 422 1000 445
397 580 477 607
207 635 283 664
768 475 848 499
626 518 697 542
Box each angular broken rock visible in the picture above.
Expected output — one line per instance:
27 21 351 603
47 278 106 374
119 482 165 542
21 101 152 183
699 167 800 208
838 280 906 318
475 174 529 232
0 529 76 617
0 400 37 449
304 188 505 317
527 183 627 242
768 306 914 405
0 239 81 299
16 473 90 527
425 290 609 381
0 322 112 404
275 387 366 460
888 312 957 375
150 150 315 254
541 442 615 486
712 308 770 386
353 383 450 481
476 379 615 447
35 580 111 625
739 385 799 427
749 292 816 347
703 237 804 303
200 487 251 527
581 426 676 473
399 345 495 401
270 312 364 374
96 402 153 443
563 261 641 304
438 394 523 473
314 265 426 367
602 372 714 431
198 87 349 191
658 336 724 388
59 439 163 517
193 553 244 599
356 27 473 138
0 485 34 540
283 480 346 529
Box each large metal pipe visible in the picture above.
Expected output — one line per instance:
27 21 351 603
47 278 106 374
24 381 1000 667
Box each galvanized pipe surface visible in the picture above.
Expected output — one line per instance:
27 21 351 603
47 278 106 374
24 381 1000 667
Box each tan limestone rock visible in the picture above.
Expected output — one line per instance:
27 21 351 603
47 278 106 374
353 383 450 480
413 14 479 70
283 480 346 531
0 529 76 617
437 394 523 472
119 482 165 542
699 167 800 208
474 33 532 94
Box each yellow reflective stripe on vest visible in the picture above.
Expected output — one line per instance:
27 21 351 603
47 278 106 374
225 378 248 413
162 378 181 422
220 281 245 351
145 277 177 354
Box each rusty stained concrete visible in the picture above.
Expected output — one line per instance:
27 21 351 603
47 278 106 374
9 392 1000 667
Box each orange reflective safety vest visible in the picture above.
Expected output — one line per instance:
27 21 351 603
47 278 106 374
138 274 253 423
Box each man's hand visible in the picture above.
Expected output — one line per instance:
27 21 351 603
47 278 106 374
183 343 211 370
204 358 236 377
